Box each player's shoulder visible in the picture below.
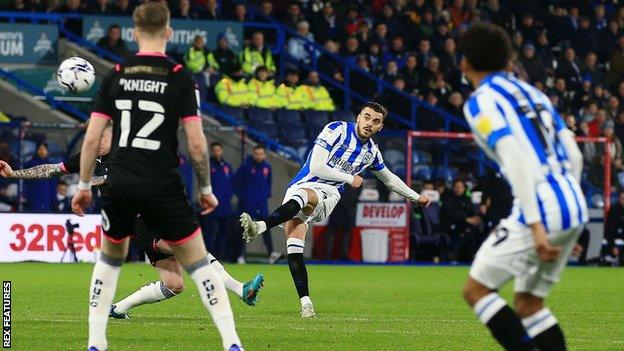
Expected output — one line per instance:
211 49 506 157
323 120 347 132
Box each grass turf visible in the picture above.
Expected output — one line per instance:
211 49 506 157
2 262 623 350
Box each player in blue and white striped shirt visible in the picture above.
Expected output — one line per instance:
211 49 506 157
459 24 588 351
240 102 431 317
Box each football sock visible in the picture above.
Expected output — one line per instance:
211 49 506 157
185 256 241 350
522 308 566 351
113 280 178 314
262 189 309 231
473 293 536 351
88 252 123 350
208 253 244 298
286 238 309 303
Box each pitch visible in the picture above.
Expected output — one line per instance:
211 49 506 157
4 263 623 350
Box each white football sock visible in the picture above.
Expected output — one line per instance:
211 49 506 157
87 253 123 350
521 308 558 338
208 253 244 298
186 257 242 350
113 281 177 314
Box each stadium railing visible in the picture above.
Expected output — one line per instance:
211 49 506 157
245 3 468 131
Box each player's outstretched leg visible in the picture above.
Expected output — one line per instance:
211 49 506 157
87 238 128 351
240 188 311 243
463 278 536 351
171 232 242 351
111 256 183 319
516 293 566 351
208 253 265 306
285 219 315 318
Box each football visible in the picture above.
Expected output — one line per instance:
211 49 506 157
57 57 96 93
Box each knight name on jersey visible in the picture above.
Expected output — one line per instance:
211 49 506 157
119 78 168 94
328 156 354 173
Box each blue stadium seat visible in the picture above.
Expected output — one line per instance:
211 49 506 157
218 105 245 121
303 110 330 124
280 123 308 140
250 121 279 139
332 109 354 122
413 165 433 180
434 167 457 184
275 109 302 124
383 149 405 169
247 107 274 124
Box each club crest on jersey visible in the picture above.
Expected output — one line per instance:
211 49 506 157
362 152 373 164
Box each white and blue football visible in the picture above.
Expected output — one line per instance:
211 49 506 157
57 57 96 93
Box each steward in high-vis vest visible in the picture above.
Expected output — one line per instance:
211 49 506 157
247 66 278 109
275 70 305 110
298 71 335 111
215 63 249 107
183 35 209 102
240 31 276 76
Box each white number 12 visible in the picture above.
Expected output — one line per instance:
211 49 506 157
115 99 165 150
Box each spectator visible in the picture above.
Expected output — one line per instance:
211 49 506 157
172 0 200 19
311 2 339 44
605 191 624 263
88 0 113 15
53 181 71 213
207 32 238 75
380 60 399 84
449 0 471 28
588 109 608 137
609 34 624 84
379 76 410 125
417 10 435 40
519 43 545 84
606 96 620 120
282 3 305 29
401 53 419 93
518 13 539 44
349 54 377 99
534 30 555 73
416 38 433 69
429 73 453 102
418 56 441 93
113 0 132 16
556 48 583 90
599 20 620 63
232 3 247 22
594 4 608 31
6 0 28 11
601 123 624 177
247 66 278 109
200 142 234 259
276 70 305 110
183 35 208 101
418 92 442 131
440 179 481 262
445 92 464 129
202 0 220 20
546 4 575 46
376 3 401 36
548 77 574 114
258 0 273 18
482 0 511 30
58 0 84 35
0 140 16 168
581 52 605 86
431 23 451 54
240 31 275 77
343 7 362 38
355 21 372 48
371 22 389 51
299 71 335 112
24 143 55 212
476 172 513 235
573 16 598 58
233 145 280 264
367 41 384 74
96 24 130 60
615 109 624 144
323 186 360 260
340 36 362 65
318 40 343 83
287 20 315 64
438 38 459 76
214 63 249 107
383 35 407 69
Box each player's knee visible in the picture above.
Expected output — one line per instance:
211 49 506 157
304 188 318 205
462 279 491 306
163 278 184 294
514 293 543 318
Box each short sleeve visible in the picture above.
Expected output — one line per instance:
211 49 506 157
369 148 385 171
91 69 115 121
464 93 512 149
61 152 81 174
178 69 201 123
314 121 343 151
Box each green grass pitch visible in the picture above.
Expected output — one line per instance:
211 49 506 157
2 262 623 350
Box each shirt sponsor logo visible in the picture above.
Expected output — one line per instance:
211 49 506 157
328 156 354 174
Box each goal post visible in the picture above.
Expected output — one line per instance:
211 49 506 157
406 130 613 218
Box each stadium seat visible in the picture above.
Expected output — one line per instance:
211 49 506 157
303 110 330 124
275 109 303 124
247 107 274 124
250 121 279 139
412 150 433 165
413 165 433 180
218 105 245 121
332 110 354 122
383 149 405 169
279 123 308 140
434 167 457 184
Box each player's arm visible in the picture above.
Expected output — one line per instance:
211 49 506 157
184 119 211 194
371 167 430 206
0 160 64 179
544 96 584 181
308 144 355 184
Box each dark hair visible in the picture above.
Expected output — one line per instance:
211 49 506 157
458 23 512 72
108 24 121 32
210 141 222 148
253 144 266 151
57 180 67 187
362 102 388 119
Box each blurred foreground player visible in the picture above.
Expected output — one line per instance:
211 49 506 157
240 102 431 317
459 23 588 351
71 3 243 350
0 123 264 317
